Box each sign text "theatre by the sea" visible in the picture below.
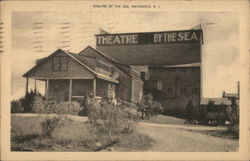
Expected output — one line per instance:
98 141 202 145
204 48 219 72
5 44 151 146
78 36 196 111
96 30 201 46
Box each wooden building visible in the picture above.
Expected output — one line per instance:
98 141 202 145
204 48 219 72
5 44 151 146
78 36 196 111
23 46 143 103
96 29 203 112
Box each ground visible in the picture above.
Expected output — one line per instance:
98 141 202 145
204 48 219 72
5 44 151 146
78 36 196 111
11 114 238 152
137 123 238 152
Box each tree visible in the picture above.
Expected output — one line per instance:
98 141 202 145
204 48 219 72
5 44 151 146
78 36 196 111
185 99 195 123
22 90 42 112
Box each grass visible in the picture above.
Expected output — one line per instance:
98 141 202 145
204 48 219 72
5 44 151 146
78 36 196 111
11 114 153 151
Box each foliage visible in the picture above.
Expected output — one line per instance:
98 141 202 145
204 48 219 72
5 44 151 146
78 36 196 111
41 117 61 137
88 100 140 139
138 93 163 119
196 100 228 126
32 96 82 115
163 108 186 119
11 90 42 113
11 99 24 113
22 90 42 112
11 115 153 151
78 93 97 116
225 98 239 135
185 100 198 123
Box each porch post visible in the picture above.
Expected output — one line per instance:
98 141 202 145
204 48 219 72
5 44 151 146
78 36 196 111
34 79 37 94
69 79 72 101
93 78 96 98
26 78 29 94
45 79 49 100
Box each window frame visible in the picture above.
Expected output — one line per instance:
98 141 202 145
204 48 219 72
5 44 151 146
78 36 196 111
52 56 69 72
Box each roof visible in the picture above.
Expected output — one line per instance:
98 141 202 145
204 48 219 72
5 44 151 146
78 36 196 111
223 92 239 99
23 49 119 83
67 52 97 70
79 46 133 76
200 97 231 105
162 62 201 68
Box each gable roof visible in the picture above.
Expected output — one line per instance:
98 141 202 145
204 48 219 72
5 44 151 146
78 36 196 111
23 49 119 83
79 46 132 76
23 49 96 77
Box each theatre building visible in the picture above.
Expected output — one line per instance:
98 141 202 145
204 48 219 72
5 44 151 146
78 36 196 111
96 29 203 112
23 29 203 113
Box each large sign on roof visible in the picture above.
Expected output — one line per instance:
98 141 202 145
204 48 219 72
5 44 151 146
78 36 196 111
96 30 201 46
96 29 202 66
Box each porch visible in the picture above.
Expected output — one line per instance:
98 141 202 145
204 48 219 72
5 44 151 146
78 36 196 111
25 77 117 103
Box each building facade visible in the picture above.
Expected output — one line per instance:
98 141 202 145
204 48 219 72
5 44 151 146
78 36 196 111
96 29 203 112
23 47 143 104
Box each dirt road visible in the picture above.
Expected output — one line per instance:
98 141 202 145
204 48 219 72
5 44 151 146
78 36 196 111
137 123 238 152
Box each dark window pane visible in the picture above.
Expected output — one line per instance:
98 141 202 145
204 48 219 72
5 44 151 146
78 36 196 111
180 68 186 72
60 57 68 71
53 57 60 71
167 88 173 94
192 88 198 94
180 88 187 94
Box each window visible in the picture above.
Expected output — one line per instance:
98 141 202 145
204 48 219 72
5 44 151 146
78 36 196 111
157 80 163 90
180 88 187 94
191 68 196 72
180 68 187 72
141 72 149 80
159 68 165 72
167 88 173 94
52 56 68 71
166 68 175 72
192 88 198 94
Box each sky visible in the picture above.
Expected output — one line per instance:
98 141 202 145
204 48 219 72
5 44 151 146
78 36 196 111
11 11 240 100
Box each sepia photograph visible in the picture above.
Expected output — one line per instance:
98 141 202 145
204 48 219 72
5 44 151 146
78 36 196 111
10 11 241 152
1 0 249 160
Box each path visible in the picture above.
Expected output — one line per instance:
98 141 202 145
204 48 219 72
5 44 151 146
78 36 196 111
137 122 238 152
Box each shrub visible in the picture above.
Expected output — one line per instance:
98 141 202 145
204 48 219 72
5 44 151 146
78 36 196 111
163 108 186 119
32 96 82 115
41 117 61 137
11 99 24 113
22 90 42 112
88 101 140 139
185 100 197 122
138 93 163 119
194 99 229 126
226 98 239 135
41 116 71 137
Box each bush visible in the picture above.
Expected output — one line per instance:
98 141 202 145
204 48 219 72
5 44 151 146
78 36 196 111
22 90 42 112
41 117 61 137
185 100 198 123
138 93 163 119
226 98 239 135
41 115 72 137
88 101 140 139
32 96 82 115
11 100 24 113
162 108 186 119
11 90 42 113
